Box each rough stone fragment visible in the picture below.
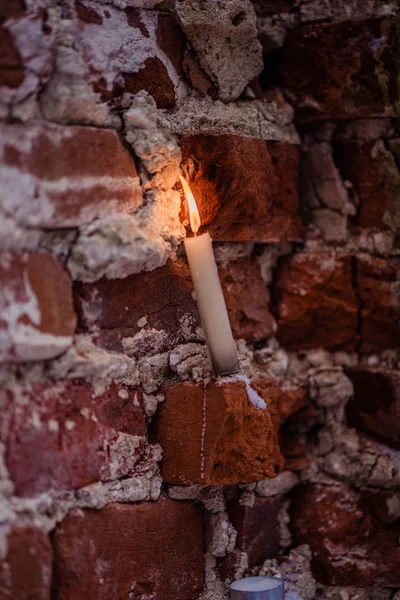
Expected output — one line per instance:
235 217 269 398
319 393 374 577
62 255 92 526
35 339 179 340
357 255 400 352
273 253 358 351
161 93 299 142
0 122 141 228
75 258 201 353
0 527 52 600
52 500 204 600
298 0 397 22
152 379 276 485
175 0 263 101
256 470 298 497
219 258 275 342
0 253 76 362
290 483 400 586
180 134 302 242
278 17 400 122
334 140 400 234
207 512 237 557
0 380 145 496
227 495 281 567
346 369 400 448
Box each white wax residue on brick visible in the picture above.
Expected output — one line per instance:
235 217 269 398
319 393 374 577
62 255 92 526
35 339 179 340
218 374 267 410
231 576 283 591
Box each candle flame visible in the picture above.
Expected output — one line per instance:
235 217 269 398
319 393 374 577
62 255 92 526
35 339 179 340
179 175 201 234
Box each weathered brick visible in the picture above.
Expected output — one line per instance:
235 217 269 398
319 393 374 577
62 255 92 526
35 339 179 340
0 7 53 105
346 369 400 449
362 489 400 525
278 17 399 122
0 381 145 496
290 483 400 586
52 500 204 600
227 495 281 567
0 28 24 88
252 380 308 473
0 122 141 228
219 258 275 343
357 255 400 352
0 253 76 362
180 135 302 242
334 139 400 233
156 13 186 79
0 527 52 600
273 253 358 352
75 2 185 109
273 253 400 352
152 379 276 485
75 258 200 354
251 0 295 15
0 0 26 24
183 47 216 97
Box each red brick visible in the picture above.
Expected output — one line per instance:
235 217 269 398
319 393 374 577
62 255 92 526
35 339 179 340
0 253 76 362
252 380 308 473
125 8 149 37
346 369 400 449
75 258 200 353
334 140 400 233
251 0 295 15
227 495 281 567
0 9 53 104
0 527 52 600
362 490 400 525
183 47 216 97
156 13 186 79
273 253 358 351
357 256 400 352
279 17 399 122
52 500 204 600
122 57 177 109
219 258 275 343
290 483 400 586
0 28 24 87
118 11 186 107
218 549 245 583
0 123 141 228
152 380 276 485
0 0 26 24
180 135 302 242
75 1 103 24
0 381 145 496
75 3 182 109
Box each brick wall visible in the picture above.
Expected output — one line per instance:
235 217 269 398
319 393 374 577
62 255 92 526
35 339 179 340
0 1 399 599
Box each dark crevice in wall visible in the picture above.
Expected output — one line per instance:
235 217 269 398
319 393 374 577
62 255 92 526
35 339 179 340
350 256 364 353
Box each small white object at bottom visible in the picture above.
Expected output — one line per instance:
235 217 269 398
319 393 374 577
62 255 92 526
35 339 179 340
230 576 284 600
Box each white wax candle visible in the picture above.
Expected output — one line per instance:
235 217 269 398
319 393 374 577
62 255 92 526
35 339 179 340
230 577 284 600
184 232 239 376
